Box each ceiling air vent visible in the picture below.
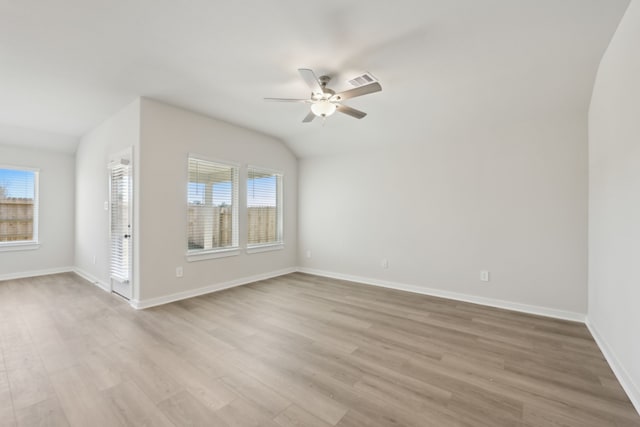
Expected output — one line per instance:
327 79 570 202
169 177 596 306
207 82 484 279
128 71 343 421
348 72 377 87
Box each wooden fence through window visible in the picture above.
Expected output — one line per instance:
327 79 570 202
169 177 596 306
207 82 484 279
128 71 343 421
0 199 34 241
188 206 277 249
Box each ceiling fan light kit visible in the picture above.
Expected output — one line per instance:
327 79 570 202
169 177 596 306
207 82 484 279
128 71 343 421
310 100 337 117
265 68 382 123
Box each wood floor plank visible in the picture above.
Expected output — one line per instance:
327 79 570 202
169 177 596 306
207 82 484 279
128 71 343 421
0 365 16 427
101 341 183 404
101 380 175 427
138 343 237 410
220 371 291 416
0 272 638 427
81 345 125 391
334 409 399 427
274 404 333 427
157 389 227 427
14 397 70 427
214 397 280 427
217 349 348 425
4 343 56 411
49 364 124 427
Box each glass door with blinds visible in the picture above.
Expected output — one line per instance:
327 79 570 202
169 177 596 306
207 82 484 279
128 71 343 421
109 149 133 300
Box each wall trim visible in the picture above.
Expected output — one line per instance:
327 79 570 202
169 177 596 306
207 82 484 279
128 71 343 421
6 265 584 323
586 319 640 415
0 266 74 282
296 267 586 323
130 267 297 309
73 267 111 292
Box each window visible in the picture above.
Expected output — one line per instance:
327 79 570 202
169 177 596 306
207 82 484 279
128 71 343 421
0 167 39 248
187 157 239 258
247 167 283 248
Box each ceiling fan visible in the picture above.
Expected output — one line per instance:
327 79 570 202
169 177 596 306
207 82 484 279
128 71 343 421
265 68 382 123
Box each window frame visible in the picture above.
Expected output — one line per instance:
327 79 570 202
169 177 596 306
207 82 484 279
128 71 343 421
246 165 284 253
0 165 40 252
185 155 240 262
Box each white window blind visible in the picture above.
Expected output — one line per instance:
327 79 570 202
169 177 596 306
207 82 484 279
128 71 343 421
109 161 132 283
0 167 39 244
247 167 283 246
188 157 239 252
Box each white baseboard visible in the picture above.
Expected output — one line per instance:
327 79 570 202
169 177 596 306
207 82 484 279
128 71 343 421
0 264 585 323
296 267 586 323
0 266 74 282
130 267 297 309
586 319 640 415
73 267 111 292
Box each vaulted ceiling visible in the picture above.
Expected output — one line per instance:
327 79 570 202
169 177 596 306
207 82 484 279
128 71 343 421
0 0 630 157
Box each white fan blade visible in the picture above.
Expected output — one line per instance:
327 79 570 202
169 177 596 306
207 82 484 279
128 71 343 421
336 104 367 119
332 82 382 101
298 69 324 95
302 111 316 122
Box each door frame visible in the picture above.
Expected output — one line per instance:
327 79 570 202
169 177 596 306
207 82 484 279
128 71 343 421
108 147 134 300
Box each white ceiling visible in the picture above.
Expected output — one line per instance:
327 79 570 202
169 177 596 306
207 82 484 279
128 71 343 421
0 0 629 158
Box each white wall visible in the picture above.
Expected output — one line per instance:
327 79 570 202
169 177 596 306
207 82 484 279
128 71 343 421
75 99 140 290
137 98 297 302
0 144 75 278
299 112 588 318
588 0 640 411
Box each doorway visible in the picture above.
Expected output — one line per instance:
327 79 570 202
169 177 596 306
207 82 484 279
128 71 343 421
108 149 133 300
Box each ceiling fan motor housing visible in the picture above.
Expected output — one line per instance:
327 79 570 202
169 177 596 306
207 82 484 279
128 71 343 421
312 76 335 100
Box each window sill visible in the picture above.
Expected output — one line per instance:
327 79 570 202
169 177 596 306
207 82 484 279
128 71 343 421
0 241 40 252
186 247 240 262
246 243 284 254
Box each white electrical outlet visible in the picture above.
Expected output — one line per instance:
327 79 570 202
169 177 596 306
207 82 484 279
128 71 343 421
381 259 389 269
176 266 183 278
104 201 109 211
480 270 490 282
92 255 96 265
306 250 312 259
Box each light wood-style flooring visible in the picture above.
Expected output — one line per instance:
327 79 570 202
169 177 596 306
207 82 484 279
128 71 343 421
0 272 638 426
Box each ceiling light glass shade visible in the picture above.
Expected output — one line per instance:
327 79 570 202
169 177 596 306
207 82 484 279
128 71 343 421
311 100 337 117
